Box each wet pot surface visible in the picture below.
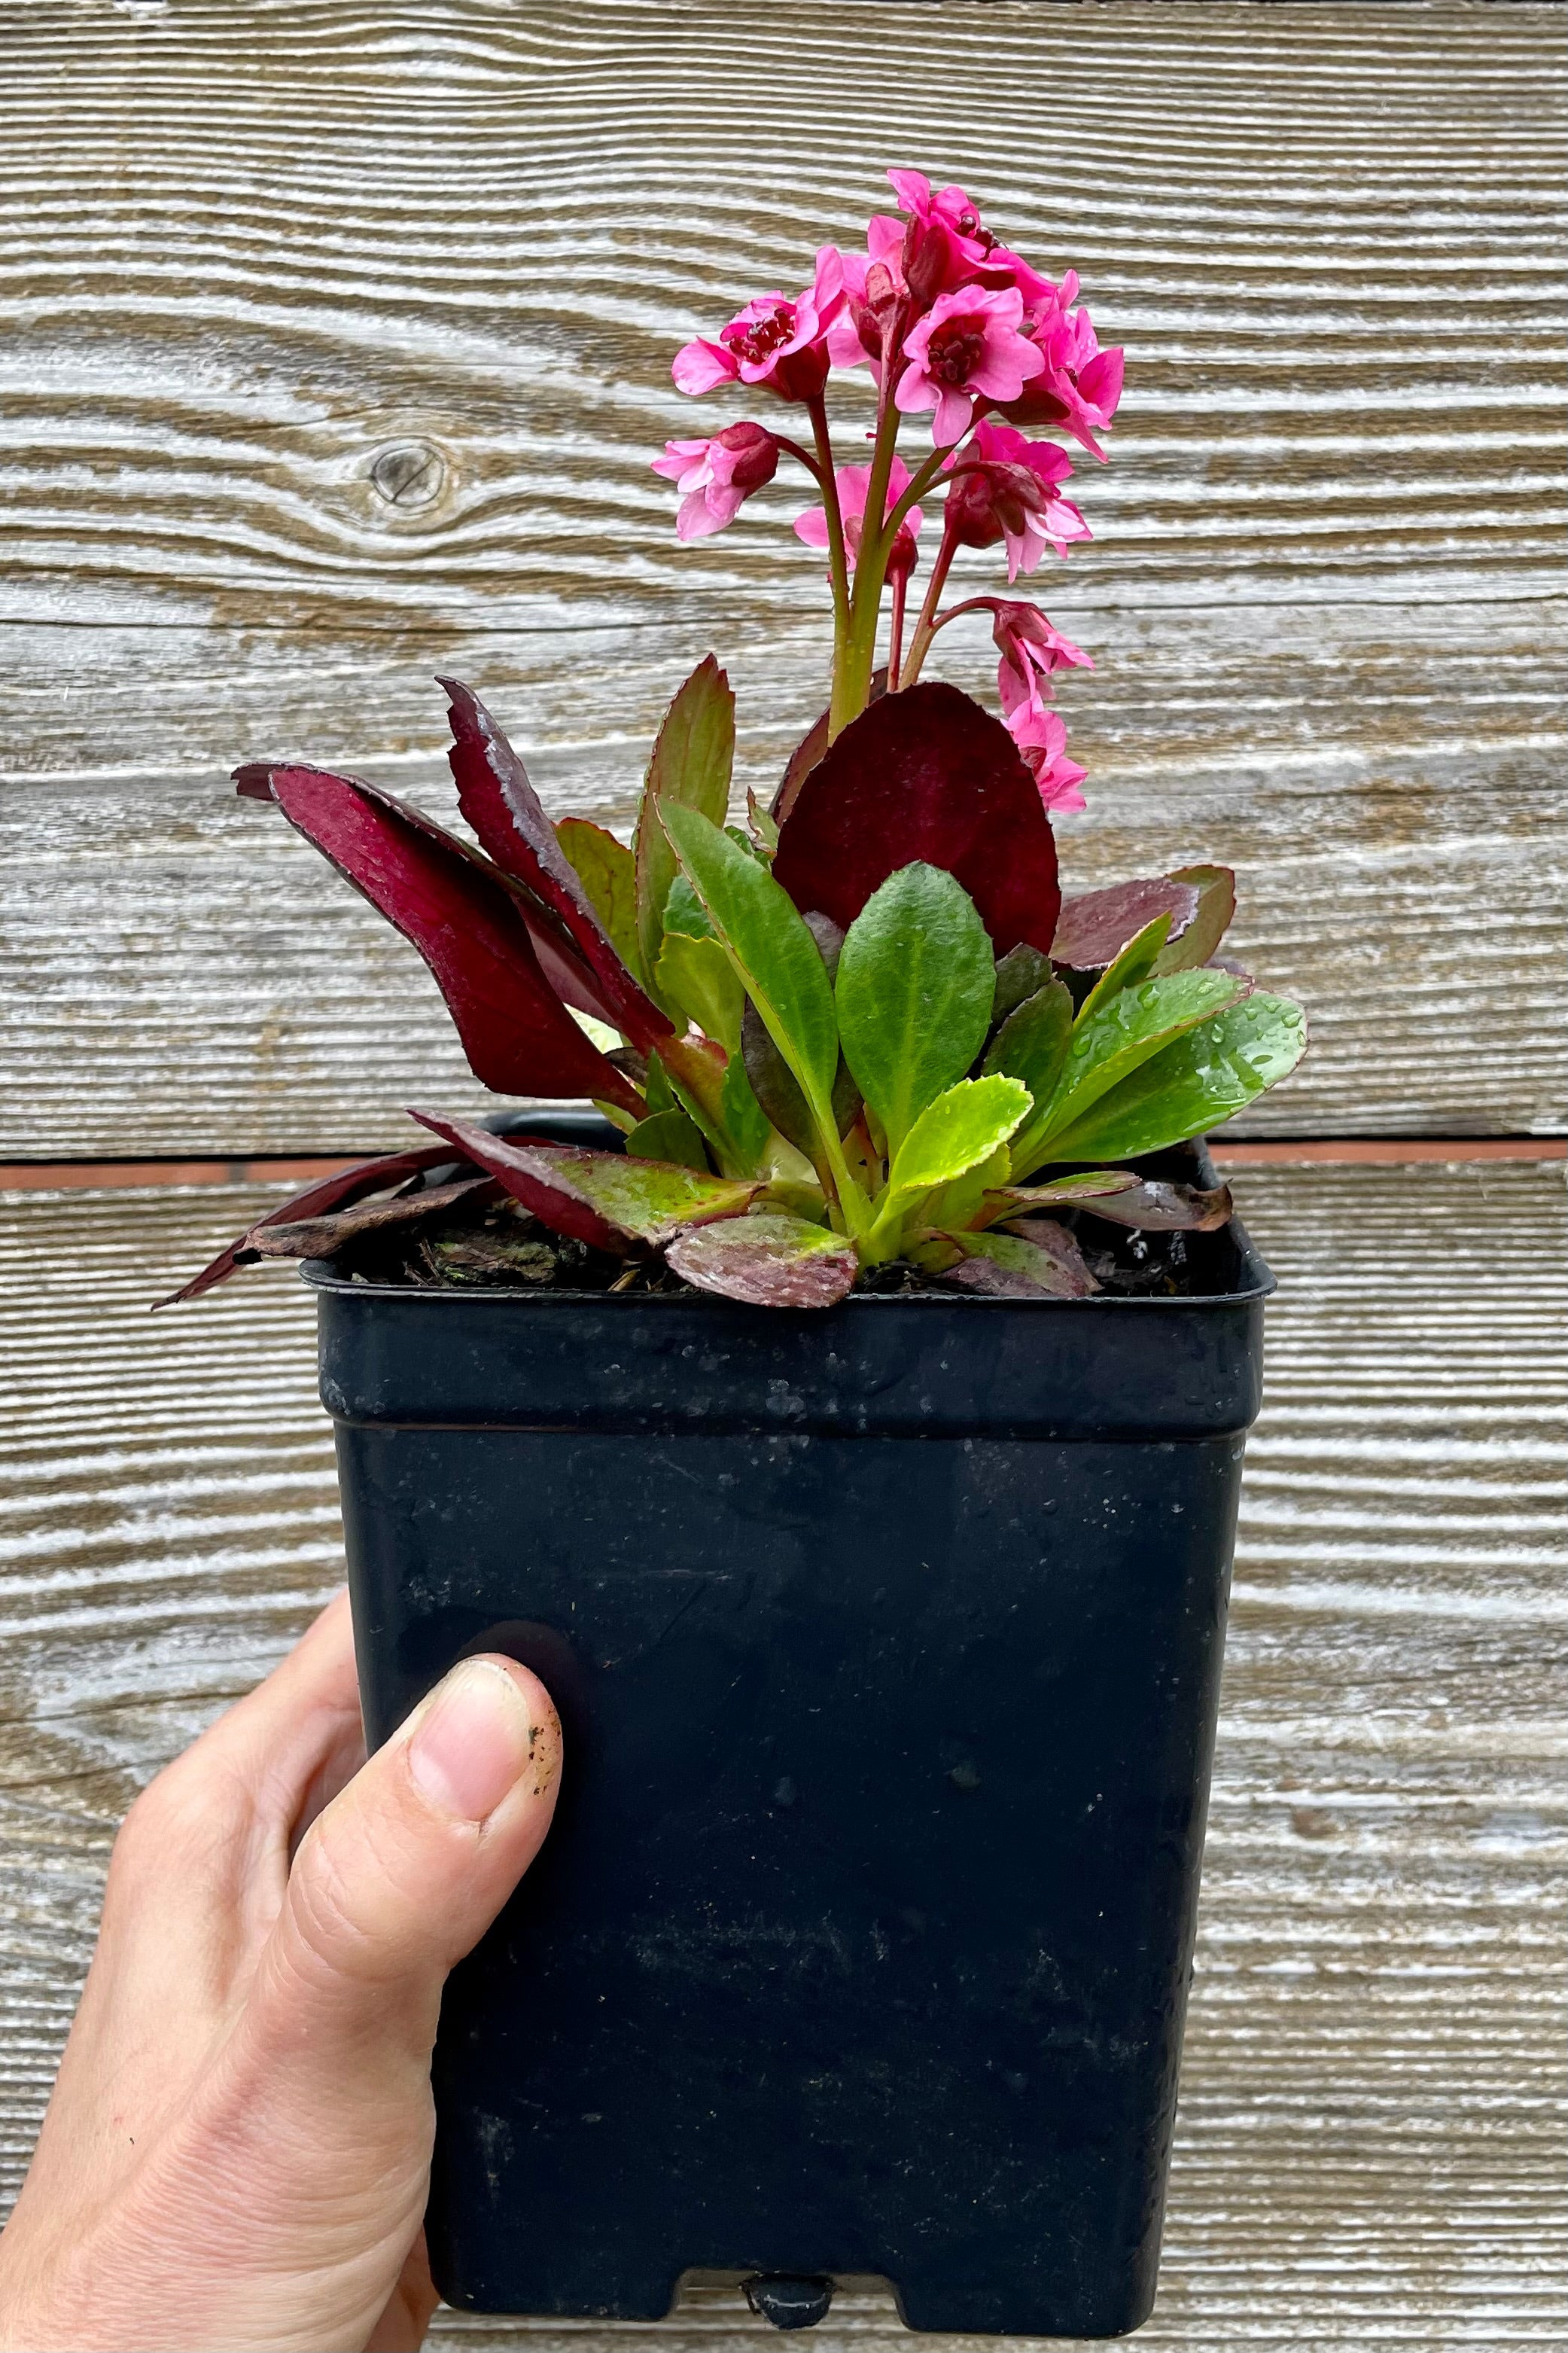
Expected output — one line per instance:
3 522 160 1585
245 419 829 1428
315 1186 1271 2338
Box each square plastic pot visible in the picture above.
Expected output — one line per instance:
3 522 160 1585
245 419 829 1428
309 1132 1271 2338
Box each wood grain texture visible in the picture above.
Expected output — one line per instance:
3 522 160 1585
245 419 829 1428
2 1162 1564 2346
1 1 1564 1153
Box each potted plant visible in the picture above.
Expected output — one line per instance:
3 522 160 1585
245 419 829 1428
167 172 1305 2339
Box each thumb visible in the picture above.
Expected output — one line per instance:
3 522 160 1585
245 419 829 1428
256 1653 562 2071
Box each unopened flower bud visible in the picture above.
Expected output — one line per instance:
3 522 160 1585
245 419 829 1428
714 420 780 492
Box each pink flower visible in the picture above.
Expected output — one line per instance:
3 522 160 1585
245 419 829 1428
794 456 924 575
894 284 1044 445
886 169 993 262
987 599 1095 721
943 421 1091 579
1005 702 1088 815
1009 288 1125 461
826 218 906 372
650 422 780 541
672 248 845 405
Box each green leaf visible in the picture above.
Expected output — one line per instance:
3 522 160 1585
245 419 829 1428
1043 993 1308 1162
747 788 780 860
643 1050 678 1116
836 863 997 1157
662 873 716 940
1012 968 1251 1178
625 1108 710 1172
653 929 744 1054
871 1074 1031 1252
1073 913 1175 1026
719 1050 774 1172
659 802 841 1126
983 977 1074 1108
1152 865 1236 974
918 1141 1013 1236
555 818 647 990
634 655 735 986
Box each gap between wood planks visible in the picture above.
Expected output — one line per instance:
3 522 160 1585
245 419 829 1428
0 1139 1563 1193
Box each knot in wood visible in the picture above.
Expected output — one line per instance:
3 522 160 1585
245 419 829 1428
369 439 447 511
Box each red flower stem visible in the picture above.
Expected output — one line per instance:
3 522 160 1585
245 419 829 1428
774 434 824 483
887 566 908 690
898 525 961 688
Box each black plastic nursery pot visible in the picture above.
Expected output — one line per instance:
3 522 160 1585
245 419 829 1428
312 1123 1273 2339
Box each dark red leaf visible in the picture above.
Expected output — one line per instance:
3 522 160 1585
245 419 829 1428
771 682 1061 956
442 679 673 1053
1044 1178 1234 1233
251 763 644 1116
156 1142 462 1306
249 1176 497 1257
1050 876 1201 972
772 669 888 826
410 1112 762 1254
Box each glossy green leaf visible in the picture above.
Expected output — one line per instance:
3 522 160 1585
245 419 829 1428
1013 967 1251 1178
653 929 744 1054
407 1115 760 1248
747 788 780 860
634 655 735 986
1043 993 1308 1162
719 1050 775 1172
665 1212 858 1307
872 1074 1031 1251
555 817 647 990
983 977 1074 1109
659 803 841 1126
836 864 996 1157
625 1108 710 1172
1152 865 1237 974
662 873 717 939
1073 913 1175 1026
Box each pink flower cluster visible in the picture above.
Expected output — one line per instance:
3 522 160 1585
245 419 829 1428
651 169 1124 813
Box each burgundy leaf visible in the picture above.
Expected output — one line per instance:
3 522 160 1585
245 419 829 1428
1044 1178 1234 1233
1050 876 1201 973
249 1176 497 1258
251 764 644 1116
410 1113 760 1253
938 1218 1098 1299
772 683 1061 956
156 1142 463 1306
665 1212 858 1307
441 679 673 1053
771 669 888 825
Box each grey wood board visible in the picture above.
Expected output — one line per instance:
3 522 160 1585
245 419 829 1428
3 599 1564 1156
1 0 1563 1154
0 2 1561 630
1 1161 1564 2347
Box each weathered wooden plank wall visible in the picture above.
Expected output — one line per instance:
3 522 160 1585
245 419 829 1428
1 1 1563 1154
2 3 1565 2347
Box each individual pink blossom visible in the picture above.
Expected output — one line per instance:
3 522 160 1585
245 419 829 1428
1005 701 1088 815
826 218 906 371
986 599 1095 721
886 169 993 263
894 284 1045 445
794 456 924 575
943 421 1091 579
1013 288 1125 461
650 422 780 541
672 248 845 405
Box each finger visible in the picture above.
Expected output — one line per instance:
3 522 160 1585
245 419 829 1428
248 1653 562 2085
364 2233 440 2353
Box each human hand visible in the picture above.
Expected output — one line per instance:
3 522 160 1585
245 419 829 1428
0 1593 562 2352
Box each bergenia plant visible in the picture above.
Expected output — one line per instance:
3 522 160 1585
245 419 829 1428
170 172 1305 1313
